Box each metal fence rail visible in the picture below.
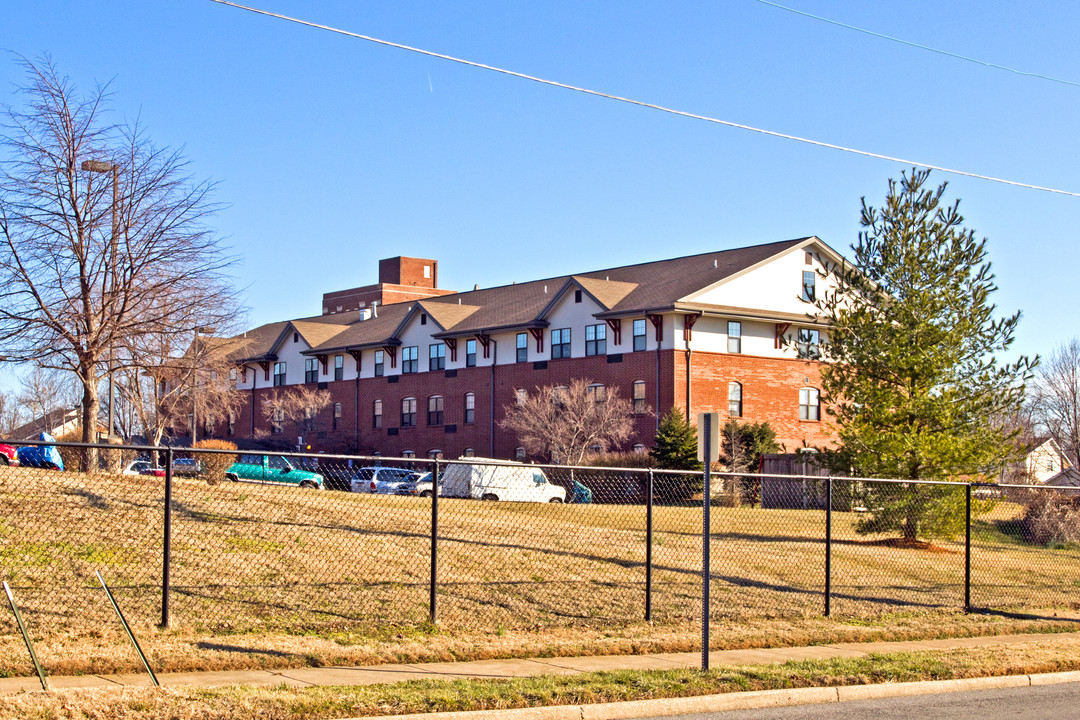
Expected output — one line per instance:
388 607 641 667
2 440 1080 652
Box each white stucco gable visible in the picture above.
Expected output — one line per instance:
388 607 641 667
681 238 843 318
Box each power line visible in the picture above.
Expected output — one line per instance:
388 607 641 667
754 0 1080 89
207 0 1080 198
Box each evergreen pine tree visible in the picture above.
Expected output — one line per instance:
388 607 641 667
651 407 703 470
819 169 1035 541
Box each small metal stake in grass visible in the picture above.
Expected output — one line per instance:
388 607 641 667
3 581 48 691
96 571 160 687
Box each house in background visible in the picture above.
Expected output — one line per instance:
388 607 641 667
1026 437 1072 483
9 407 81 441
206 237 844 460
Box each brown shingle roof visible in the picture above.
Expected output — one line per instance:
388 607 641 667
235 237 824 356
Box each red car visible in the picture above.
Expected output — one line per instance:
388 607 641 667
0 444 19 467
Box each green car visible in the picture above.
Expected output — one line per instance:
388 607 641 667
225 454 324 489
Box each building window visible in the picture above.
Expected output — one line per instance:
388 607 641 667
728 382 743 418
374 350 384 377
585 324 606 356
633 381 646 415
229 368 237 382
427 395 444 426
463 447 475 458
334 354 344 381
271 407 284 434
799 387 820 421
401 397 417 427
402 450 416 459
373 399 383 428
227 412 235 437
429 343 446 371
466 339 477 367
797 328 821 359
273 362 286 387
633 319 647 351
333 402 342 430
464 392 475 424
515 447 526 461
420 313 427 325
574 289 582 303
402 346 419 374
516 332 528 363
632 443 647 454
551 328 571 359
586 383 606 403
428 449 442 459
515 388 527 406
727 321 742 354
305 357 318 383
293 331 299 343
802 270 816 302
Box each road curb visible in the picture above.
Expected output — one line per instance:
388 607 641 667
359 672 1080 720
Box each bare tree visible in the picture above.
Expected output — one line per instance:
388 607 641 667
1032 338 1080 468
0 389 20 437
0 56 239 465
16 365 72 435
499 378 636 465
260 386 332 445
116 333 245 445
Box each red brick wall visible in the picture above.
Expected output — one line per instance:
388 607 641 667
379 257 437 288
676 349 835 451
209 349 833 457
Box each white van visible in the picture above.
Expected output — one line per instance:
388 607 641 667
441 458 566 503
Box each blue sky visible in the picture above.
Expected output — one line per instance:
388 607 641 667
2 0 1077 393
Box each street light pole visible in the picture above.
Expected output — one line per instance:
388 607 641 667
191 326 216 446
81 160 119 440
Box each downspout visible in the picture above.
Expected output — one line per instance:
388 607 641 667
685 346 692 419
655 338 662 431
354 372 360 449
489 338 498 457
250 369 256 436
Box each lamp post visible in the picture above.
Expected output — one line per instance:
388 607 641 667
81 160 119 440
191 326 216 445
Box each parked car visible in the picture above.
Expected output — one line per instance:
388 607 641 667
123 458 153 476
225 454 324 489
17 432 63 470
440 459 566 503
397 472 442 498
350 466 416 494
0 443 19 467
172 458 201 476
141 466 166 477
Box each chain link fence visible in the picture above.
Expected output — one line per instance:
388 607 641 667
3 441 1080 648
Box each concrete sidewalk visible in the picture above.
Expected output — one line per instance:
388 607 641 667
3 630 1078 695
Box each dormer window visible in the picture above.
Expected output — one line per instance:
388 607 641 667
420 314 427 325
574 289 582 303
293 332 299 343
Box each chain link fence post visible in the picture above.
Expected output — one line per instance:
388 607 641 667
645 468 654 622
430 456 440 624
162 445 173 628
965 482 972 612
825 475 832 617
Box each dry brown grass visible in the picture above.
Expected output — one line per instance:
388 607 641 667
2 463 1080 678
7 634 1080 720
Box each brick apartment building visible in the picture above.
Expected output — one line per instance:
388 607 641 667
209 237 841 459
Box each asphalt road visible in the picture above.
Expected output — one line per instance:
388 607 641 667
640 682 1080 719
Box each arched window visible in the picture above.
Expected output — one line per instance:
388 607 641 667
428 449 443 459
463 447 475 457
464 393 475 424
427 395 444 425
632 443 647 454
632 381 646 414
401 397 417 427
402 449 416 459
373 399 383 428
515 447 526 461
799 387 820 421
728 382 743 418
271 407 284 434
586 383 607 403
333 402 342 430
515 388 527 406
